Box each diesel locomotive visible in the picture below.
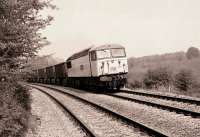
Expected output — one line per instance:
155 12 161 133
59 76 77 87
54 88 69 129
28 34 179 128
32 44 128 89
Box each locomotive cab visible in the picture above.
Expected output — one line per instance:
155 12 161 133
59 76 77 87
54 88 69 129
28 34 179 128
89 44 128 89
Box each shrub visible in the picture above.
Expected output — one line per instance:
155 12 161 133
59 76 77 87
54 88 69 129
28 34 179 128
143 67 172 89
129 80 143 89
14 85 31 110
174 69 194 91
143 69 158 89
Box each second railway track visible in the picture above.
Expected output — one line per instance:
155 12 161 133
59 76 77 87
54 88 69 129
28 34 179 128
121 89 200 105
106 92 200 118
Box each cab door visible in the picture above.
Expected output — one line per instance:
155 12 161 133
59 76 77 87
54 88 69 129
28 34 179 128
89 51 97 77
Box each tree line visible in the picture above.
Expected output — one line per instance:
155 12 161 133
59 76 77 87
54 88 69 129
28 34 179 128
128 47 200 96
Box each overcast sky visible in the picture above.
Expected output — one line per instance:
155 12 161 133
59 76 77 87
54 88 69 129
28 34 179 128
39 0 200 59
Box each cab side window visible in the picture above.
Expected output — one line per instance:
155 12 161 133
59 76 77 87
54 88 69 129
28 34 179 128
67 61 72 68
90 51 96 61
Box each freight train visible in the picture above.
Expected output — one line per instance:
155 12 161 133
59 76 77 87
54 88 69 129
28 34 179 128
31 44 128 90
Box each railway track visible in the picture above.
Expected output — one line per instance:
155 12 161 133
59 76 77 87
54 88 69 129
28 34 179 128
121 89 200 105
106 92 200 118
28 84 168 137
30 86 98 137
63 86 200 118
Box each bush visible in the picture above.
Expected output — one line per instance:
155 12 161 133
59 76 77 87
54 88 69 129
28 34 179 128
143 67 172 89
0 81 31 137
174 69 194 91
143 70 158 89
14 85 31 110
129 80 143 89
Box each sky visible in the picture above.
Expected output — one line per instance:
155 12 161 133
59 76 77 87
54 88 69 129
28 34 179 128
39 0 200 59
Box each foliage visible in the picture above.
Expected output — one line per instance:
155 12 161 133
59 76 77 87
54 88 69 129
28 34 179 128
0 0 55 136
143 67 172 89
143 69 158 89
0 0 55 70
128 80 143 89
174 69 194 91
186 47 200 60
21 54 62 81
128 47 200 96
24 54 62 70
14 84 31 110
0 81 31 137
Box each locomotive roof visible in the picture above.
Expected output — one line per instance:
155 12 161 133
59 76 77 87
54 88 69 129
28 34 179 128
67 47 91 61
67 44 124 61
90 44 124 51
55 62 65 66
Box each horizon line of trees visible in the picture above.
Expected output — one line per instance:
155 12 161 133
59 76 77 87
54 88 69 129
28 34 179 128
128 46 200 94
129 66 198 92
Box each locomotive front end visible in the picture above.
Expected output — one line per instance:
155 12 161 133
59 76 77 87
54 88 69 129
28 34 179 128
90 44 128 89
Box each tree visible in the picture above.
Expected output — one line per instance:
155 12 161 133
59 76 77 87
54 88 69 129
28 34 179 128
0 0 55 71
174 69 193 91
0 1 56 136
186 47 200 59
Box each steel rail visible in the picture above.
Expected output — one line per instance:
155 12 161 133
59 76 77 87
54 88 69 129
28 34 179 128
121 90 200 105
29 84 168 137
106 93 200 118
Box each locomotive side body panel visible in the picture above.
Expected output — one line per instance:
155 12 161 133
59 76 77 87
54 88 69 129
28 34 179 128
68 55 92 77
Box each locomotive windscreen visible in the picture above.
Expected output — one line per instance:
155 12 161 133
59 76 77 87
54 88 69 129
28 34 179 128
95 48 126 59
111 48 126 57
96 49 111 59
